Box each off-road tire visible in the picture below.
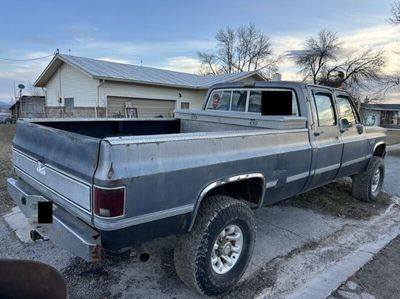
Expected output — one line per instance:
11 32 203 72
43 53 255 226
352 156 385 202
174 195 256 296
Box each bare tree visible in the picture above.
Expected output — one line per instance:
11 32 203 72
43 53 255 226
320 49 385 89
293 30 340 84
389 1 400 24
28 82 45 96
198 24 280 77
381 1 400 91
294 30 386 105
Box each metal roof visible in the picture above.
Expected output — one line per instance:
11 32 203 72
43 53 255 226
361 103 400 111
34 54 265 89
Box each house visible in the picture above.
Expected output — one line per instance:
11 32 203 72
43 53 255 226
9 96 46 119
34 54 266 118
360 103 400 128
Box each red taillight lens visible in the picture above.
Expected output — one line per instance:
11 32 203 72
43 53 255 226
93 186 125 217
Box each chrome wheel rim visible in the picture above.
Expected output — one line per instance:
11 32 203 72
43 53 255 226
211 224 243 274
371 168 381 193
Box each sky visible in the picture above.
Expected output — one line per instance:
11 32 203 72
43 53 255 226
0 0 399 103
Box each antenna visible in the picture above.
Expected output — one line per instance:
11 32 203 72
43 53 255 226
18 84 25 98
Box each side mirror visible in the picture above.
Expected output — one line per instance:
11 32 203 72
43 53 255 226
340 118 350 127
339 118 351 132
356 123 364 134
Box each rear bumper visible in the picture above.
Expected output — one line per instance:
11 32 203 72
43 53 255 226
7 177 103 261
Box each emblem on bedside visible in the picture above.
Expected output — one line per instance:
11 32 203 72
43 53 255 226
36 161 46 175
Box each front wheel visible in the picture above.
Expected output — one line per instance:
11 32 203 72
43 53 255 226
352 156 385 202
174 195 256 296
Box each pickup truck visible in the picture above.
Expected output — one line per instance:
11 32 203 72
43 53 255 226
7 81 386 296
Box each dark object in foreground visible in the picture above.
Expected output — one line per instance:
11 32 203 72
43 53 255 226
0 259 68 299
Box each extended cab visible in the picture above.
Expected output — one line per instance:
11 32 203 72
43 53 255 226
7 81 386 296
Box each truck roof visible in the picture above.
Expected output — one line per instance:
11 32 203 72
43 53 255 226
209 80 344 93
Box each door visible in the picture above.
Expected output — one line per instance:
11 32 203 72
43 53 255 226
335 92 369 177
307 90 343 189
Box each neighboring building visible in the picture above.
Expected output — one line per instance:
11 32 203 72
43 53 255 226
34 54 266 118
10 96 46 119
361 103 400 128
0 100 12 113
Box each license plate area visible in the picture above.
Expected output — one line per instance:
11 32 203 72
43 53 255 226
38 201 53 224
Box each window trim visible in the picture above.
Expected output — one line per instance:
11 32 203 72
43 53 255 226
312 91 338 127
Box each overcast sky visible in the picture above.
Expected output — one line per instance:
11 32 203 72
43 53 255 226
0 0 399 102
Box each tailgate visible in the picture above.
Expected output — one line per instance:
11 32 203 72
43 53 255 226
12 120 101 211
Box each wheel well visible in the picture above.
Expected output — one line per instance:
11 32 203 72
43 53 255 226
373 144 386 157
202 178 265 208
205 178 264 208
187 177 265 232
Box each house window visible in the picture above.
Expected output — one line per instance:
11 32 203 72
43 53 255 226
181 102 190 109
64 98 74 113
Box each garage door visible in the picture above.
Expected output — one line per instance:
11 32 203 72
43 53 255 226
107 97 176 118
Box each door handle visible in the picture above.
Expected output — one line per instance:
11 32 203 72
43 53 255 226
313 131 324 136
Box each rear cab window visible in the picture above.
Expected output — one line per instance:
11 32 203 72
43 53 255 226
205 88 299 116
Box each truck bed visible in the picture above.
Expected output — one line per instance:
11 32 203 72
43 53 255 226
27 111 307 138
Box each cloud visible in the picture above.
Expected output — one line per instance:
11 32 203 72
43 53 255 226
155 56 202 73
1 24 399 102
80 39 215 55
68 25 99 43
0 52 52 98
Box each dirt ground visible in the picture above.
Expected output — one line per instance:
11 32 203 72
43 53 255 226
0 125 15 215
281 179 392 219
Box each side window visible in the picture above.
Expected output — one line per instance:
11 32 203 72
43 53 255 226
206 90 231 111
231 90 247 111
336 95 358 124
313 92 337 126
248 91 261 113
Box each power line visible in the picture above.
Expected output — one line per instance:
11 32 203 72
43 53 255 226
0 54 53 62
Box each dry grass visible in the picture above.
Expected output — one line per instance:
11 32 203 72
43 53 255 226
386 130 400 145
280 179 392 219
0 124 16 214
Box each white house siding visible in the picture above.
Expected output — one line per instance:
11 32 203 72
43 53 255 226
99 81 207 117
45 63 99 117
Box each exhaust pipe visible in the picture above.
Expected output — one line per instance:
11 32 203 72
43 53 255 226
30 230 49 242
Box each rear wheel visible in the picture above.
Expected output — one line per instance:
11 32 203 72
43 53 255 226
174 195 256 296
352 156 385 202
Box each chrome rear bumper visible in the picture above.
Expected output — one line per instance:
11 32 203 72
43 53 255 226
7 178 103 261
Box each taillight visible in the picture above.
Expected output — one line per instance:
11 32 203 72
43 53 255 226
93 186 125 217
